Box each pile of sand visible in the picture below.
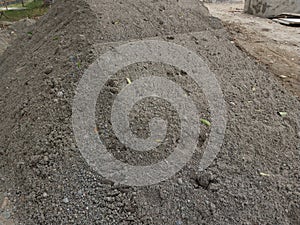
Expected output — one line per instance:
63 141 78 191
0 0 299 224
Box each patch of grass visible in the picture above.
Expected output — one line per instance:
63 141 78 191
0 0 48 22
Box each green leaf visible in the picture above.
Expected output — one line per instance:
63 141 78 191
200 119 211 127
126 78 132 84
278 112 287 117
260 172 270 177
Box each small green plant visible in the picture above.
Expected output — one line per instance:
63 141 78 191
200 118 211 127
278 112 287 117
52 36 59 41
0 0 48 22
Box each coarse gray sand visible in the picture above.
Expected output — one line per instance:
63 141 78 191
0 0 299 224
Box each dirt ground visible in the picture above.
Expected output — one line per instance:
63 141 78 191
0 18 36 55
205 2 300 98
0 23 14 55
0 0 299 224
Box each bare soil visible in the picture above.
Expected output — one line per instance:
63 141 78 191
0 18 36 55
0 1 299 224
206 2 300 98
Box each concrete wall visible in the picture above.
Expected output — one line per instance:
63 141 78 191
244 0 300 18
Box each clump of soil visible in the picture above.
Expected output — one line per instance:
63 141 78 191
0 0 299 224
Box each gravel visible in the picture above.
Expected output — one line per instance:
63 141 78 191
0 0 299 224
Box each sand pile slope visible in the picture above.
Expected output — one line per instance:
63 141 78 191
0 0 299 224
0 18 36 55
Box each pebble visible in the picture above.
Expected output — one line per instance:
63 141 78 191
176 220 183 225
62 197 69 204
79 34 86 41
177 178 183 185
105 197 113 202
2 210 11 219
69 55 77 63
196 172 213 189
1 197 9 209
57 91 64 97
45 65 53 75
209 183 220 192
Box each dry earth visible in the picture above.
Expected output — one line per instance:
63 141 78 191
206 2 300 98
0 1 299 225
0 19 36 55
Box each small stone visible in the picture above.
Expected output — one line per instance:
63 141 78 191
210 202 216 215
1 197 9 209
79 34 86 41
209 183 220 192
286 184 292 191
177 178 183 185
176 220 183 225
42 192 48 198
2 211 11 219
57 91 64 97
166 36 175 40
126 216 135 221
69 55 76 62
45 65 53 75
62 197 69 204
105 197 113 202
196 172 213 190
